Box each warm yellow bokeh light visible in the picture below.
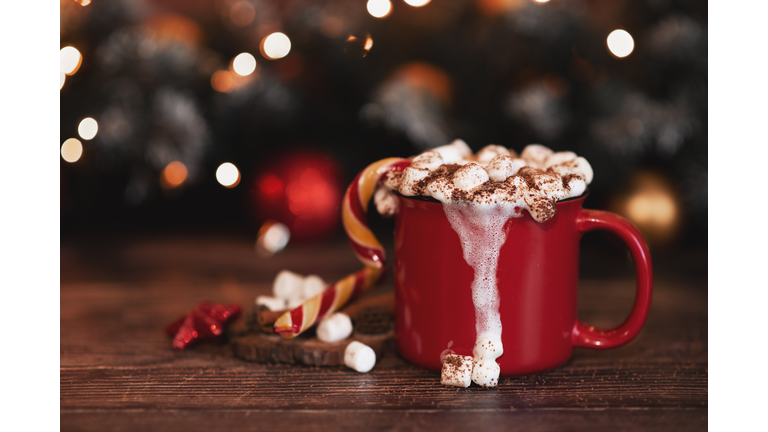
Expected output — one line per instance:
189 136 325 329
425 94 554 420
626 191 676 228
262 32 291 59
61 138 83 163
60 46 82 75
404 0 430 6
162 161 188 188
216 162 240 188
535 0 551 3
607 29 634 58
232 53 257 76
367 0 392 18
60 71 66 90
76 0 91 5
78 117 98 140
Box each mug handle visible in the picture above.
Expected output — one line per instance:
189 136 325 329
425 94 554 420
572 210 653 349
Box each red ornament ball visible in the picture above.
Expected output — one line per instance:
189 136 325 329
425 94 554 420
251 151 343 242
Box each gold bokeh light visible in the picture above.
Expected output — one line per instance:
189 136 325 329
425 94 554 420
367 0 392 18
404 0 430 6
232 53 257 76
61 138 83 163
607 29 635 58
60 46 82 75
216 162 241 188
78 117 98 140
261 32 291 59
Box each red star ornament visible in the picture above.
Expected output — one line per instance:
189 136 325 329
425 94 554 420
165 302 241 350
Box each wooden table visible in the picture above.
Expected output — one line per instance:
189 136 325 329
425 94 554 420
61 233 707 431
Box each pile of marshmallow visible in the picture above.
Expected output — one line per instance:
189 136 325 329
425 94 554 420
256 270 378 373
378 140 594 222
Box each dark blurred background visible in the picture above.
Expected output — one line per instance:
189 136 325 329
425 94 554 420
60 0 707 278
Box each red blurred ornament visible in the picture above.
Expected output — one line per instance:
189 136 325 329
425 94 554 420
165 302 241 350
251 151 342 242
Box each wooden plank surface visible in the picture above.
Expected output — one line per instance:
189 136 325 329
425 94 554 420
60 234 707 431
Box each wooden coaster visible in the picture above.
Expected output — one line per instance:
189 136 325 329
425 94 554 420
231 330 394 366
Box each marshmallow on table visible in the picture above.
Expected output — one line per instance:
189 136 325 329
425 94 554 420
302 274 327 299
317 312 353 343
471 359 501 388
273 270 304 300
441 354 474 388
453 163 489 191
255 295 288 311
344 341 376 373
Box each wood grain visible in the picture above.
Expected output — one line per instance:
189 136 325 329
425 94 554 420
60 235 707 431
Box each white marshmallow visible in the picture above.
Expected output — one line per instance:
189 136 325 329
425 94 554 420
317 312 353 343
565 176 587 198
441 354 474 388
471 359 501 387
453 163 489 191
475 145 511 164
374 186 400 217
302 275 327 299
255 295 288 311
545 151 577 168
473 334 504 360
486 155 526 182
273 270 304 300
344 341 376 373
434 139 472 164
520 144 554 168
286 296 305 309
571 156 594 184
411 150 444 171
398 167 431 196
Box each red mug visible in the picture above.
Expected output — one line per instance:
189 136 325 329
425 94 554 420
391 192 653 377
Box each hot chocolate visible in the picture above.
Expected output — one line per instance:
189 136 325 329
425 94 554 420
378 141 594 387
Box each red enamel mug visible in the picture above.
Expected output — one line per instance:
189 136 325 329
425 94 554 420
391 192 653 377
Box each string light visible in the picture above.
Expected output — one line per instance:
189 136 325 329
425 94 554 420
367 0 392 18
161 161 188 188
404 0 430 6
60 46 82 75
232 53 257 76
261 32 291 59
607 29 634 58
78 117 98 140
216 162 241 188
61 138 83 163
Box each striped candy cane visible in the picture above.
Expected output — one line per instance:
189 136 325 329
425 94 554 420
273 157 411 338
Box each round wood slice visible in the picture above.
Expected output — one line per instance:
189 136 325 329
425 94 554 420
231 330 394 366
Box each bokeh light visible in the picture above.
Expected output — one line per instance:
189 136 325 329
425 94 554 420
216 162 241 188
60 71 66 90
229 1 256 27
232 53 257 76
367 0 392 18
78 117 98 140
607 29 634 58
626 190 677 228
534 0 551 3
161 161 188 188
75 0 91 5
61 138 83 163
256 220 291 256
404 0 430 6
262 32 291 59
344 34 374 58
60 46 82 75
211 70 234 92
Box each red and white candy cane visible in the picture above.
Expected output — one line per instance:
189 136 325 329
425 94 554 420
273 157 411 338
